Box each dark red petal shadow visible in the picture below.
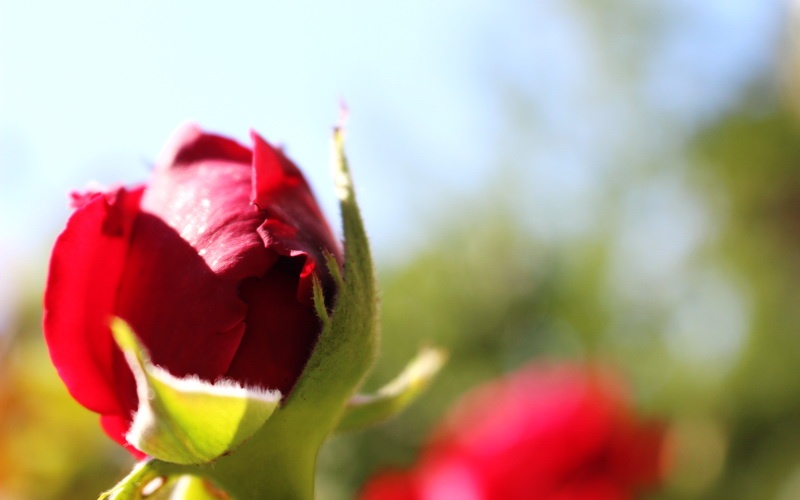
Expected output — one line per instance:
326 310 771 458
224 257 322 395
250 131 343 304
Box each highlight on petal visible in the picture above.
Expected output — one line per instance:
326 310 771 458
335 348 446 433
111 319 281 465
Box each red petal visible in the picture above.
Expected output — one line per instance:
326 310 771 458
44 186 143 415
224 257 321 394
118 128 278 387
250 131 304 211
157 122 252 170
360 470 421 500
250 131 342 303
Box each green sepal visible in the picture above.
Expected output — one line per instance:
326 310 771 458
335 347 446 433
111 319 281 465
277 124 379 419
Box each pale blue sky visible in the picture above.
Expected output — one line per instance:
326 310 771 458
0 0 785 328
0 1 495 255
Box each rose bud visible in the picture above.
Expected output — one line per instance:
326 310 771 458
47 124 439 498
361 362 668 500
43 123 343 458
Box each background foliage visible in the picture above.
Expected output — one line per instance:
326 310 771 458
1 1 798 498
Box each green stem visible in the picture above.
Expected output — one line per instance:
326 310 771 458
150 405 323 500
98 460 162 499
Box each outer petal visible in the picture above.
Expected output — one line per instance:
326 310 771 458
44 186 143 415
157 122 252 169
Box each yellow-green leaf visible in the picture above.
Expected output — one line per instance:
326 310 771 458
111 319 281 465
335 347 446 433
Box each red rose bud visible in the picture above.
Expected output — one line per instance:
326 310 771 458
361 362 667 500
44 124 343 457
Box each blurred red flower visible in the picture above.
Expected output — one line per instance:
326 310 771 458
43 124 341 457
361 363 667 500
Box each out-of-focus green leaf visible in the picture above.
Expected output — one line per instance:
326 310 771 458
335 347 446 433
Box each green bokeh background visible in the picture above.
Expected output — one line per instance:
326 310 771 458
3 1 800 499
